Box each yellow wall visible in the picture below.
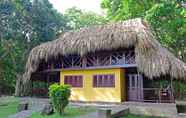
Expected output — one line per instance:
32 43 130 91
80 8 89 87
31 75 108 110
60 68 126 103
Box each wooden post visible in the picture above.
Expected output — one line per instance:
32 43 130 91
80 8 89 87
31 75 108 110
47 74 49 88
72 57 74 67
123 52 126 64
46 73 50 97
82 56 87 68
170 77 174 103
61 59 64 68
110 54 112 65
31 80 33 97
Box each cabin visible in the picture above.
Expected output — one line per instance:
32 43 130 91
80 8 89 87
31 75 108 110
20 18 186 103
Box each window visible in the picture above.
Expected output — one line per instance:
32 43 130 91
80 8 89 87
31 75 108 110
132 76 135 87
93 74 115 87
64 75 83 87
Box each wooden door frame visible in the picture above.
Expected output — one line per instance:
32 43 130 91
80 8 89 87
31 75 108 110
127 74 144 101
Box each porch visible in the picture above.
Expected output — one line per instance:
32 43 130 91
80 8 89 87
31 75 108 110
127 87 174 103
126 68 175 103
30 71 60 97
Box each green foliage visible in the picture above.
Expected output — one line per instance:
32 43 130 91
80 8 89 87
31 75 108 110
0 1 106 95
30 0 70 42
101 0 186 62
0 40 25 94
101 0 186 100
0 0 69 94
153 79 186 100
173 81 186 100
30 107 95 118
145 1 186 61
49 84 71 116
0 0 69 42
64 7 108 30
101 0 156 20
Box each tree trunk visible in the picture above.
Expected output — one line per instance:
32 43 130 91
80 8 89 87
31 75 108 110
15 75 23 96
23 80 32 96
15 79 32 96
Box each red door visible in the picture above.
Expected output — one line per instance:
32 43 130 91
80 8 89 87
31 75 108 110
128 74 144 101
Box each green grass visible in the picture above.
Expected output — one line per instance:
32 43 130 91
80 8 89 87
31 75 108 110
123 113 162 118
0 96 19 118
0 96 163 118
30 106 95 118
31 109 162 118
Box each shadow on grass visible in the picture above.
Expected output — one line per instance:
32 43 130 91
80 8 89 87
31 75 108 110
30 106 95 118
0 96 19 118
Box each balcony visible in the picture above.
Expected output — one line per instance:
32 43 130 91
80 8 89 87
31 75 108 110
38 49 136 72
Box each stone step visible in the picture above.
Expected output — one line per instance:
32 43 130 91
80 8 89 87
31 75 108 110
111 107 129 118
177 113 186 118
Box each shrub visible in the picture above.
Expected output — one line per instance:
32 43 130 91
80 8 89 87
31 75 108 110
49 84 71 116
173 81 186 100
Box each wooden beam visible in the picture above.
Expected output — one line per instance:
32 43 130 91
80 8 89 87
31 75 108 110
37 49 136 71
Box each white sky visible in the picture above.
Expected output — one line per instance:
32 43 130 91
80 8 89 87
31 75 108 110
48 0 104 15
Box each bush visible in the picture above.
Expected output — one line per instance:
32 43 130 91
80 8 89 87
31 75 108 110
173 81 186 100
49 84 71 116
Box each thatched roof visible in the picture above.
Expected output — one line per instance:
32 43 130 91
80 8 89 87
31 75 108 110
23 18 186 82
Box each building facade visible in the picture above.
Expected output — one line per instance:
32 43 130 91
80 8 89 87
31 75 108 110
20 18 186 103
61 68 125 102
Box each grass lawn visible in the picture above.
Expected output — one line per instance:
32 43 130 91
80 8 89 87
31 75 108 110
0 96 163 118
0 96 19 118
30 106 95 118
123 113 162 118
31 108 162 118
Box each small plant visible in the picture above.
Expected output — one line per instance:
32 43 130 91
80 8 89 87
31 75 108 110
49 84 71 116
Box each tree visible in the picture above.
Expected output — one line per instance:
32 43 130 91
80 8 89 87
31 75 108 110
101 0 156 20
30 0 70 42
145 1 186 61
101 0 186 62
64 7 108 30
0 0 69 95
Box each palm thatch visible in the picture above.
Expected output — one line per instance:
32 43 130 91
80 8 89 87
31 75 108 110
23 18 186 83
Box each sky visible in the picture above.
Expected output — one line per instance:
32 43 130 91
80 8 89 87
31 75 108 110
48 0 104 15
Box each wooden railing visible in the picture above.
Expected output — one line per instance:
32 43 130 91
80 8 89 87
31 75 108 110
128 87 175 103
38 50 136 71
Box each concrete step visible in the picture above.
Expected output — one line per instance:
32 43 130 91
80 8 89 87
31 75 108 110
177 113 186 118
111 107 129 118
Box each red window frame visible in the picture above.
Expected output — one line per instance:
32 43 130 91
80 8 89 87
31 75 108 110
93 74 115 87
64 75 83 87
